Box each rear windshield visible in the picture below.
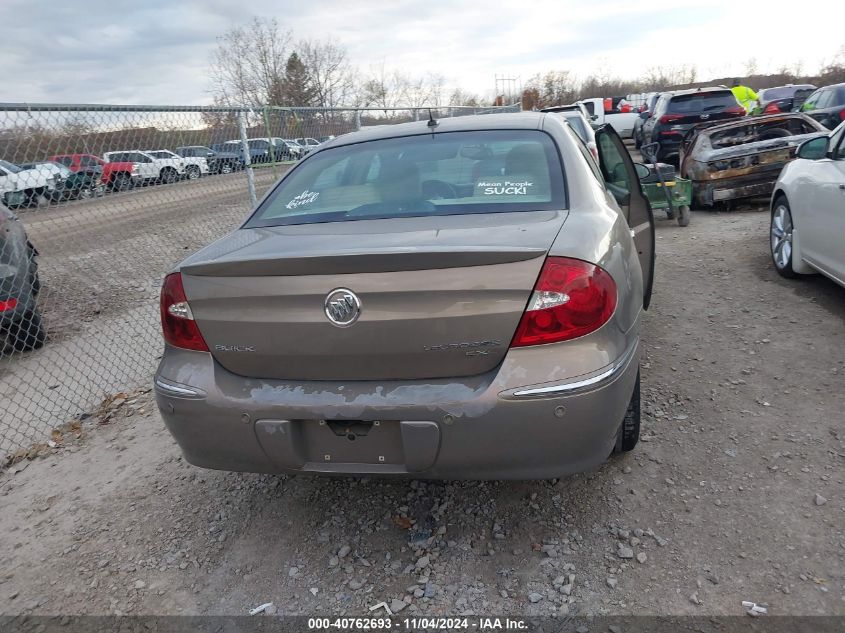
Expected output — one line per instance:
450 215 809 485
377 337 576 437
668 91 737 113
246 130 565 227
760 86 800 101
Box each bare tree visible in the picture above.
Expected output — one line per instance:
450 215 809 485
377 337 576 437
299 39 355 109
448 88 481 107
360 63 407 113
209 17 292 106
427 73 447 108
523 71 578 108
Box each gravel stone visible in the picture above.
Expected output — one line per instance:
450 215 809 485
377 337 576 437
390 599 408 613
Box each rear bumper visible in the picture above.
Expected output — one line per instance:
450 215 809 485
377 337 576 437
692 174 777 207
155 339 639 480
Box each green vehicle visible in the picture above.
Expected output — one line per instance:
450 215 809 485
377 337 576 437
637 143 692 227
18 161 104 202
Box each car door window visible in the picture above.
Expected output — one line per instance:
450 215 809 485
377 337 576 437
815 90 833 109
834 129 845 160
802 90 821 110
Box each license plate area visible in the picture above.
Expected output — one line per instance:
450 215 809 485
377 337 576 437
304 419 403 465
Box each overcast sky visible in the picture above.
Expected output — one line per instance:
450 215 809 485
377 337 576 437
2 0 842 105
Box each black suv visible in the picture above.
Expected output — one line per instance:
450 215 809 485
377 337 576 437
176 146 243 175
641 88 746 162
800 83 845 129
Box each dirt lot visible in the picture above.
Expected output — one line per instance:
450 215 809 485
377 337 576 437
1 206 842 618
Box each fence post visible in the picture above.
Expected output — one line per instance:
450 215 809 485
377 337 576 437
354 109 361 131
238 110 257 207
262 106 279 176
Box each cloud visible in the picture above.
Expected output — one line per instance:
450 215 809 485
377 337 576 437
0 0 841 105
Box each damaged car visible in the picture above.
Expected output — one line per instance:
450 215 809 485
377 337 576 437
678 113 828 208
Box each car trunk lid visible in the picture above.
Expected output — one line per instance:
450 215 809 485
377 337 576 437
180 211 567 381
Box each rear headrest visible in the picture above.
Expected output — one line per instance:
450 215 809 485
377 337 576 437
377 160 421 203
504 144 550 189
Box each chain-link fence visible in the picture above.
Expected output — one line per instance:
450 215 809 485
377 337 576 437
0 102 520 464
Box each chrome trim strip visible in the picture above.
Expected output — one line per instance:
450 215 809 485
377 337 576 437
154 377 206 399
511 342 638 398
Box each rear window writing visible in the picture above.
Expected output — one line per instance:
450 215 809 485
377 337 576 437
246 130 565 227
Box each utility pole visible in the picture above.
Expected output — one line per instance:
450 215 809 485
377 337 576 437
494 74 522 106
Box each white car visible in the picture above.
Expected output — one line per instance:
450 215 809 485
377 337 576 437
0 159 58 208
578 97 640 139
103 150 187 184
146 149 208 180
549 110 598 161
770 120 845 287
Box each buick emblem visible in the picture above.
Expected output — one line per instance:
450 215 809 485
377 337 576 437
324 288 361 327
700 113 710 119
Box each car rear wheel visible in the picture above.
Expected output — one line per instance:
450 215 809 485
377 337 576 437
160 168 178 184
614 369 641 454
186 165 201 180
770 196 798 278
112 173 133 191
220 162 233 175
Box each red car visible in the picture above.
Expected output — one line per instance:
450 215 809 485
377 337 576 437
48 153 139 190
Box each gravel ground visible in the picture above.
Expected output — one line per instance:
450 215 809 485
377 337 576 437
0 206 843 618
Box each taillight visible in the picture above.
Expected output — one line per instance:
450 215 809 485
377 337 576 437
511 258 617 348
659 114 683 124
839 109 845 121
160 272 209 352
763 102 781 114
725 105 746 115
0 298 18 312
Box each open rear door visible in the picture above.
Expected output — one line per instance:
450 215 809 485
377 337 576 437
594 124 655 310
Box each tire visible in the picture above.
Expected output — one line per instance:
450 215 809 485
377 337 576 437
634 130 642 149
112 173 133 191
160 168 178 184
677 204 691 227
770 196 799 278
8 309 46 352
77 186 94 200
614 370 641 454
28 248 40 296
220 162 233 175
186 165 201 180
24 189 42 208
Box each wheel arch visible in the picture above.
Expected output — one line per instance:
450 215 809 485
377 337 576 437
771 191 813 274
